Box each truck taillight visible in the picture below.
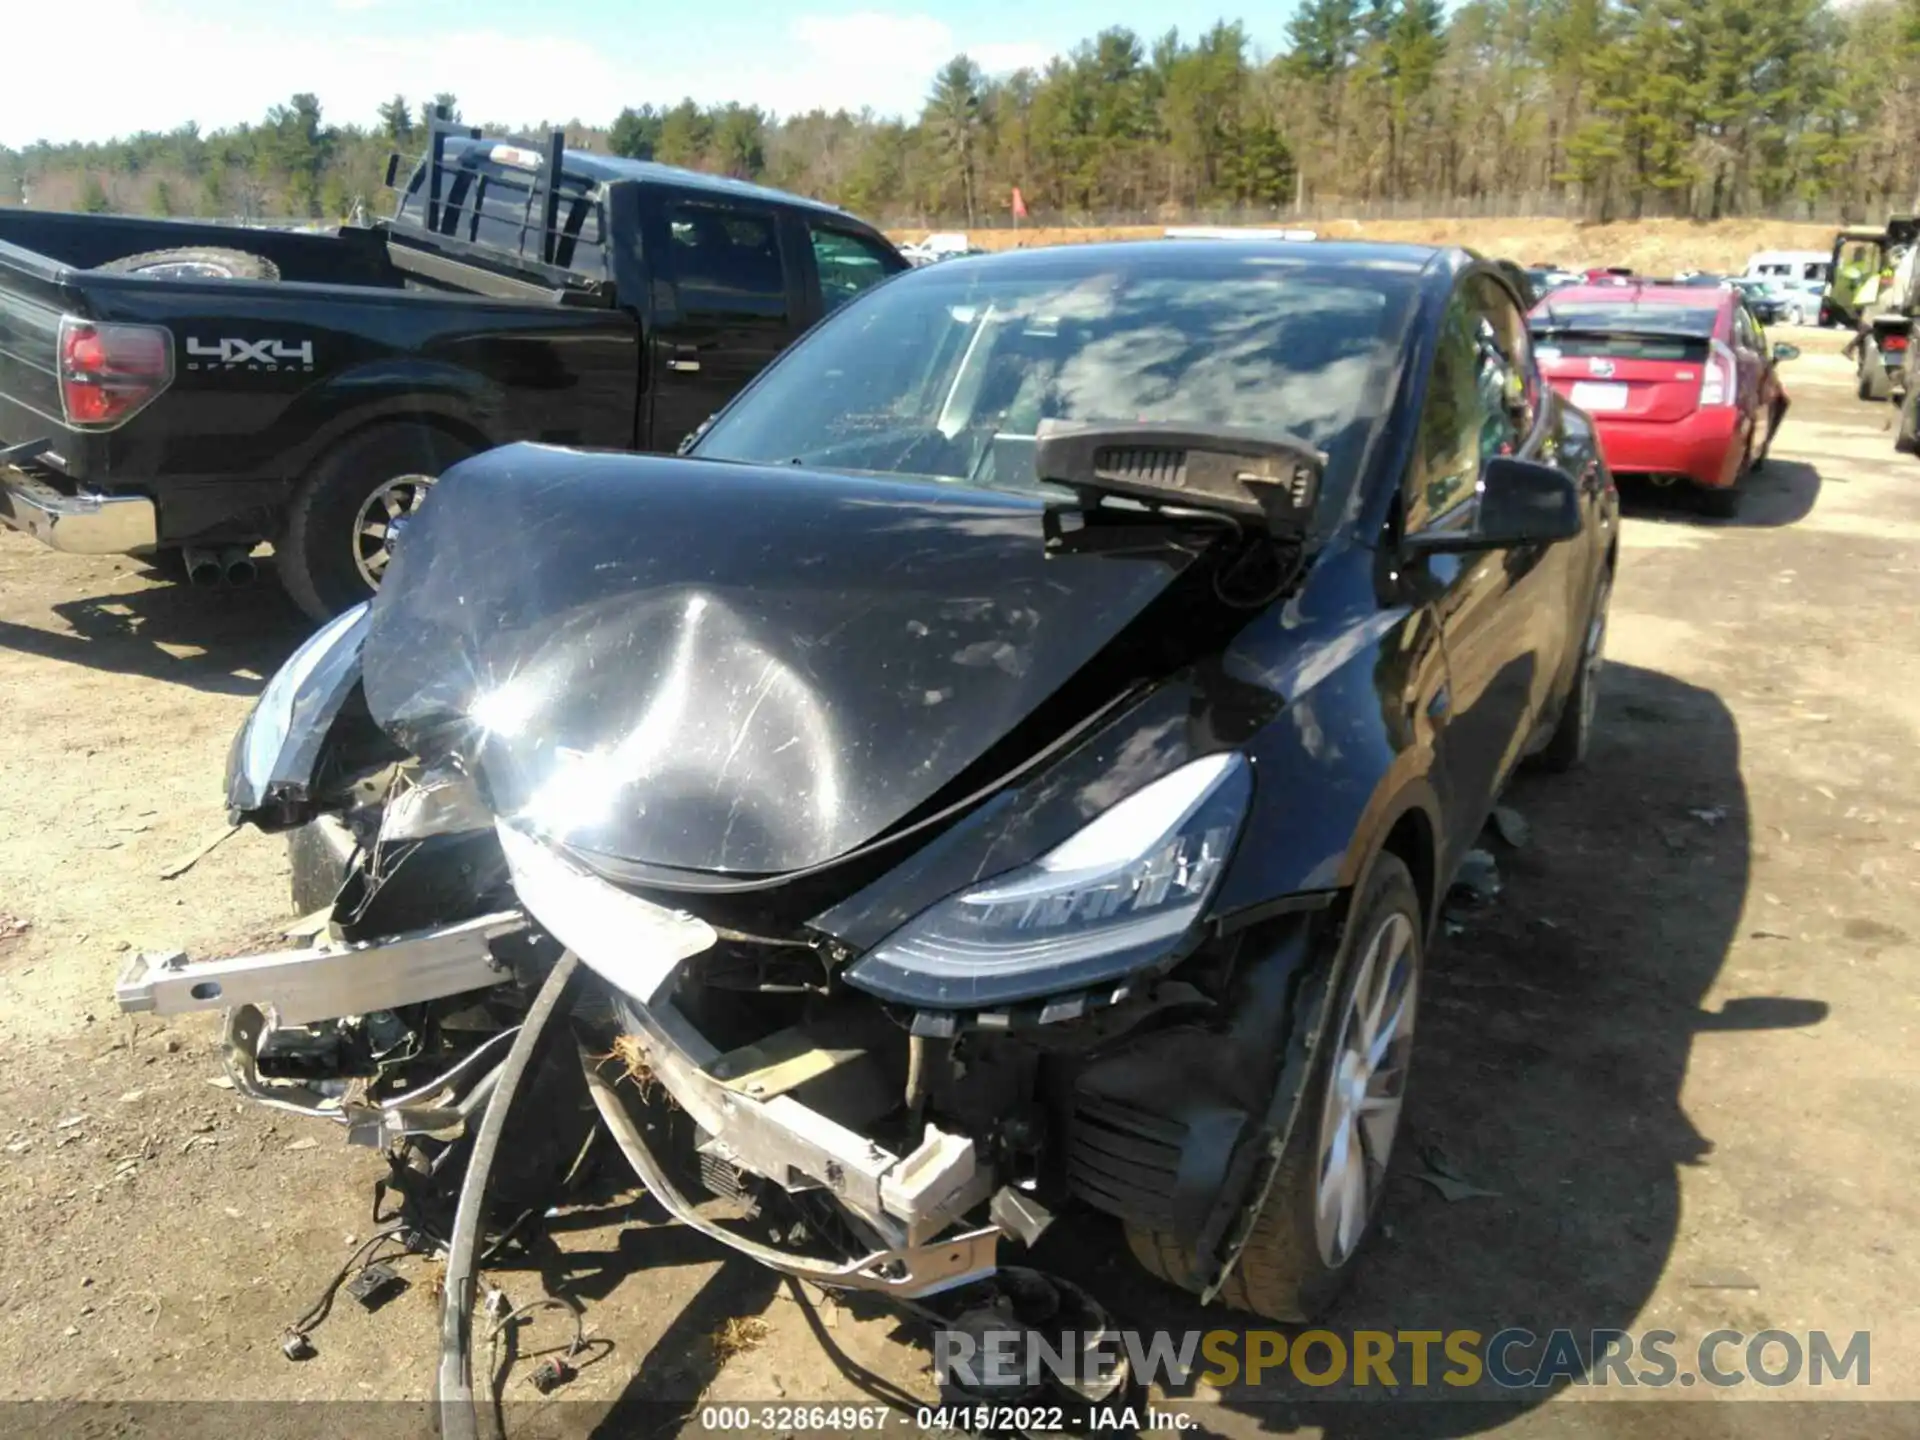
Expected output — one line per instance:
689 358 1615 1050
1699 339 1738 407
57 317 173 428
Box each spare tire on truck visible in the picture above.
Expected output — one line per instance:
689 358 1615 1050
93 248 280 281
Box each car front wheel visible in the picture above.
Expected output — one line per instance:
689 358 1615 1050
1127 853 1424 1322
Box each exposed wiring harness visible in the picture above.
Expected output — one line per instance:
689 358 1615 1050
274 1026 546 1361
484 1293 608 1413
436 951 580 1440
278 1223 414 1360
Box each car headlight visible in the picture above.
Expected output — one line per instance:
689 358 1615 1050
842 752 1251 1008
226 602 371 816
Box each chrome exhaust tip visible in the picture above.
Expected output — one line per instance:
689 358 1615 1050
182 545 223 586
218 545 258 586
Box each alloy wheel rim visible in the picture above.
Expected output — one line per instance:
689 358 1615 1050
1313 909 1419 1268
352 474 436 589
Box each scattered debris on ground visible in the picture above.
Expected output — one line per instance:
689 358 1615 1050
1414 1143 1502 1203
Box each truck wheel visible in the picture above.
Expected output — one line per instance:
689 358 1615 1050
279 424 476 620
93 247 280 281
1127 854 1423 1323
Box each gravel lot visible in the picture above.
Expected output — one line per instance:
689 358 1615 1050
0 328 1913 1436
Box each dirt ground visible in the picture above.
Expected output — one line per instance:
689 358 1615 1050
0 326 1915 1437
893 217 1838 276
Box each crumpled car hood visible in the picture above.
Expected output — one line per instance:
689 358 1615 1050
360 444 1191 876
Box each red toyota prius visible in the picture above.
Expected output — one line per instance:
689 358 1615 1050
1529 282 1795 517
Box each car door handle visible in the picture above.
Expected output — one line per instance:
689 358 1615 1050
667 347 701 374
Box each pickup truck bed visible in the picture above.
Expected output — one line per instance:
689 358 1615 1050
0 119 905 616
0 208 640 544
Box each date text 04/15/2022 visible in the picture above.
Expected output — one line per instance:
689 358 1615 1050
694 1405 1198 1432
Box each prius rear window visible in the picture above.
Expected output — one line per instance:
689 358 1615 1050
1536 334 1708 362
1532 304 1721 338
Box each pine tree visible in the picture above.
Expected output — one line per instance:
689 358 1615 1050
377 95 414 144
609 106 662 161
926 56 986 224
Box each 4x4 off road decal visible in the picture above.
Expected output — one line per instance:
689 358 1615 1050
184 337 315 372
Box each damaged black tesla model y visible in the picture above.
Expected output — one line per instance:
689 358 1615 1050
128 240 1617 1348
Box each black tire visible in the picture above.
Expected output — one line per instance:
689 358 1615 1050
1535 566 1612 773
94 247 280 281
1898 387 1920 456
1127 854 1424 1323
1858 354 1891 402
1697 485 1742 520
279 423 476 620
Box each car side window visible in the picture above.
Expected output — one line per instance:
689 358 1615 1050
1733 307 1760 352
662 200 787 320
1408 279 1540 535
1407 292 1485 534
1470 275 1539 449
810 227 899 313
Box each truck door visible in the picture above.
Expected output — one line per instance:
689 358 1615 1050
639 188 807 452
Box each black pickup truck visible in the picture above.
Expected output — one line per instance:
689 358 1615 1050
0 116 906 617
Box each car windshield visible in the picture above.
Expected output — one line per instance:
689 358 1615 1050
1531 303 1722 338
692 247 1422 533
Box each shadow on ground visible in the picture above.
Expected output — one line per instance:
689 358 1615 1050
1616 459 1821 530
0 559 307 695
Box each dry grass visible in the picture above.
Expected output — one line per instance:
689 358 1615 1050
606 1033 667 1105
888 216 1838 275
709 1314 769 1363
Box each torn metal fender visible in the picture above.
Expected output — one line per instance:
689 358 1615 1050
1197 886 1362 1303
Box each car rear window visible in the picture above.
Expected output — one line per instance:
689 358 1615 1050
1532 303 1721 337
1534 333 1708 362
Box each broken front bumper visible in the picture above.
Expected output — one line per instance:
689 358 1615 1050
496 820 1002 1273
114 836 1009 1297
583 1051 1002 1299
610 988 991 1246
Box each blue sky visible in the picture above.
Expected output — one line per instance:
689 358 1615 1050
0 0 1299 148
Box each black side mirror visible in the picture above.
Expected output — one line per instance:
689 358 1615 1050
1772 343 1801 361
1403 456 1582 555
